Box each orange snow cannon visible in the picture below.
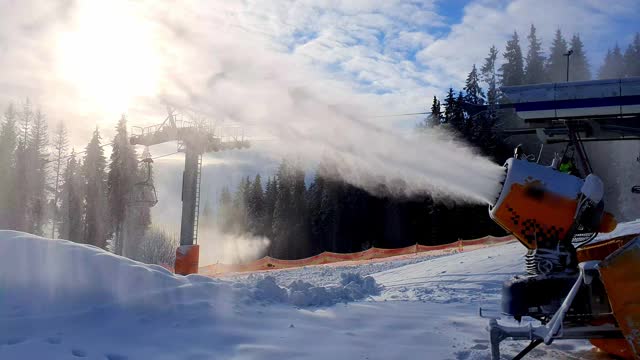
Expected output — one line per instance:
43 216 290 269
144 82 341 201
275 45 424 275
490 158 617 265
485 157 640 360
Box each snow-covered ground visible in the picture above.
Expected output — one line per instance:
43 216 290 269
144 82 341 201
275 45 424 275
0 230 616 360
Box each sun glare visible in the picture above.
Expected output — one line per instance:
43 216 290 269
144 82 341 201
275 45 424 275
55 1 161 120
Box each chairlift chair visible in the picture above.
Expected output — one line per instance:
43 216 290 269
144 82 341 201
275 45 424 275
128 158 158 207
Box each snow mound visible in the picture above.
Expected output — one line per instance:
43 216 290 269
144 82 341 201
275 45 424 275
0 231 187 311
0 231 374 315
246 273 380 307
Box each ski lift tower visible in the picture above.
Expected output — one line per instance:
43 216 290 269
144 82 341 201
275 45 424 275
130 108 250 274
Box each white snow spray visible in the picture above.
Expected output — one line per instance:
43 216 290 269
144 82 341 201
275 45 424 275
153 17 506 205
198 224 270 265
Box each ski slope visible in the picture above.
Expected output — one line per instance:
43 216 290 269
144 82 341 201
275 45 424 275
0 230 608 360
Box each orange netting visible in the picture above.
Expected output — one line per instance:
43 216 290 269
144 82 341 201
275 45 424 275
197 235 515 276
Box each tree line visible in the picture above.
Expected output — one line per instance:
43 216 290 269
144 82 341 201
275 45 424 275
0 101 153 258
491 26 640 87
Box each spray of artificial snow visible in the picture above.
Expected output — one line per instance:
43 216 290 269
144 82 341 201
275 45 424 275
198 224 270 265
153 13 505 205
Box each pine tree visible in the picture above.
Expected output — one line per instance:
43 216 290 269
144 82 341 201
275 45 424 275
271 160 294 258
419 96 442 129
19 99 32 145
480 45 499 121
59 150 84 242
13 140 29 231
12 100 33 231
202 199 213 224
108 115 139 254
246 174 265 235
318 178 339 252
444 89 465 134
123 147 152 257
454 92 468 136
217 186 234 233
51 121 69 238
307 173 325 253
83 128 110 249
290 167 308 258
263 177 278 239
623 33 640 77
26 109 49 236
443 88 456 125
464 64 485 105
569 34 591 81
599 45 625 79
418 96 441 129
233 176 251 233
500 31 525 86
0 104 18 228
524 25 546 84
546 29 569 82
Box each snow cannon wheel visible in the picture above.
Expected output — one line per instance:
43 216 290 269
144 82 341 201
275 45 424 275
175 245 200 275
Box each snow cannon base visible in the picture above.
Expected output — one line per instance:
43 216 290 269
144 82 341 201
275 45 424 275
175 245 200 275
598 237 640 359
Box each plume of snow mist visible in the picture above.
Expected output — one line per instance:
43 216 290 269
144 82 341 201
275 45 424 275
198 225 270 265
150 5 505 205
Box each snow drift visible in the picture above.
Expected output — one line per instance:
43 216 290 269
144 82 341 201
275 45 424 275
0 231 379 314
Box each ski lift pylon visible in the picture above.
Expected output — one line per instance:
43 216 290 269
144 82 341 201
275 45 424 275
128 157 158 207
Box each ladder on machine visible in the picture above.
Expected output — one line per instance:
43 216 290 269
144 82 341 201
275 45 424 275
193 154 203 244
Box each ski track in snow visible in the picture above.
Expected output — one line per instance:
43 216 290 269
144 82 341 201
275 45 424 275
0 230 619 360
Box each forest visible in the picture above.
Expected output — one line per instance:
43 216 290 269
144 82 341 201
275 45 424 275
1 26 639 262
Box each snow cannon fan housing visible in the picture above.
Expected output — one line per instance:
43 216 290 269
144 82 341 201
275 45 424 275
489 159 616 259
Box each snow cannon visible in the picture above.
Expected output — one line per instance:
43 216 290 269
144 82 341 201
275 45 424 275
489 158 617 275
485 157 640 359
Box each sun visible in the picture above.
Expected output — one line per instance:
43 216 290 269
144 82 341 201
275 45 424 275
55 1 161 120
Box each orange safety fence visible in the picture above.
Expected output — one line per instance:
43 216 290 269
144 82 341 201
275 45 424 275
198 235 515 276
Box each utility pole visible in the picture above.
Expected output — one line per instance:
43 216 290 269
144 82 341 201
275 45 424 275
564 49 574 82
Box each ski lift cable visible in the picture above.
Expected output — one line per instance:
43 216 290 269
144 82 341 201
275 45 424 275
146 151 180 161
47 143 178 166
370 111 430 118
44 141 115 165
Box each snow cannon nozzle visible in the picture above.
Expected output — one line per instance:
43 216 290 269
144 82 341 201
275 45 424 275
487 167 508 208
